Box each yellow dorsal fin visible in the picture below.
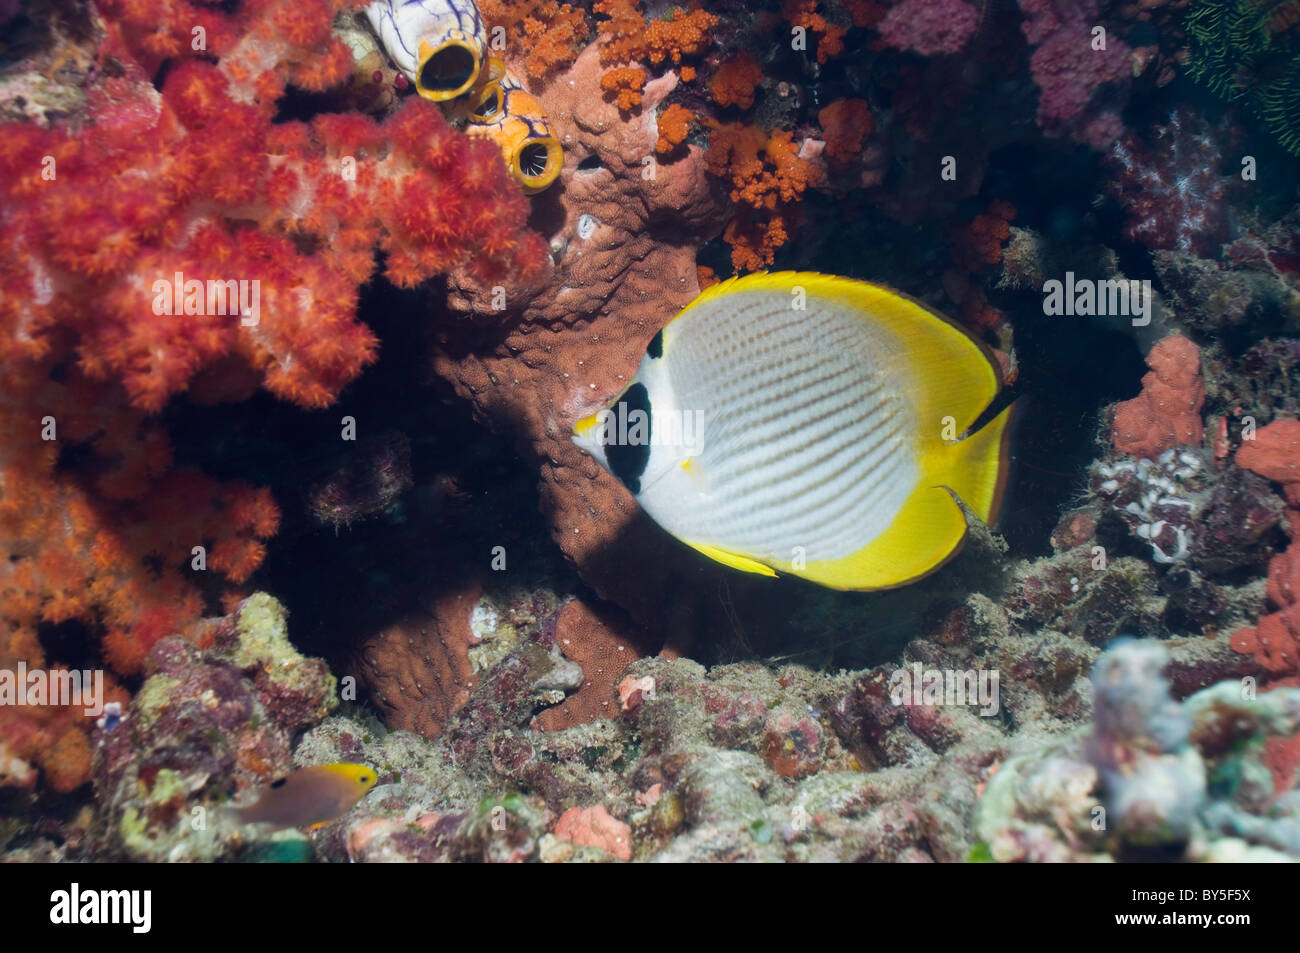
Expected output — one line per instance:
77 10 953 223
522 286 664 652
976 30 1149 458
684 541 778 578
718 272 1012 524
682 271 1003 445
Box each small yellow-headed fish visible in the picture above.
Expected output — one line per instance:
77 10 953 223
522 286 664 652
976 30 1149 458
573 272 1014 591
364 0 487 102
231 763 377 830
456 60 563 195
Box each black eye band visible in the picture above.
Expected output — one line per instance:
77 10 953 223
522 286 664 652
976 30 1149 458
605 382 652 495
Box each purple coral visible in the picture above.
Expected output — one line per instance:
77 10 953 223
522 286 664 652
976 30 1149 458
878 0 980 57
1017 0 1131 147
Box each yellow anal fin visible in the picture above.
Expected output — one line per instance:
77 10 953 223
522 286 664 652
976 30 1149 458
800 484 968 591
685 541 779 578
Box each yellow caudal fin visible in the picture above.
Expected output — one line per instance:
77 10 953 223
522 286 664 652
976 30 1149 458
800 484 969 591
930 402 1014 526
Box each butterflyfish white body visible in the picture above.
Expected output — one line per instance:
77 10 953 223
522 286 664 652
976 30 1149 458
572 272 1013 591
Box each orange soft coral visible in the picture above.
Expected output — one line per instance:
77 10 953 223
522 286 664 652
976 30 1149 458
477 0 591 84
596 0 718 68
817 98 875 166
600 66 648 111
705 121 820 271
723 214 791 273
1231 421 1300 678
710 52 764 110
1110 335 1206 459
951 199 1016 270
0 374 282 676
705 122 820 210
783 0 847 64
0 535 132 792
655 103 694 154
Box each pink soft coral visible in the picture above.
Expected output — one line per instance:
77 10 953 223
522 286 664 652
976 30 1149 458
878 0 979 56
1017 0 1131 147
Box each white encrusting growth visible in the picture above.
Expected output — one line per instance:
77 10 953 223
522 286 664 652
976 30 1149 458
1096 449 1201 564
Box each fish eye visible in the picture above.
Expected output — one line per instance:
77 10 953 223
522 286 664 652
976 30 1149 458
360 775 371 783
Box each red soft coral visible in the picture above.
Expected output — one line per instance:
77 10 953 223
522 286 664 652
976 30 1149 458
0 0 547 789
1231 421 1300 680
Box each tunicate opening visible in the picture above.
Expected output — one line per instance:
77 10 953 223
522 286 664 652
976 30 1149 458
470 88 503 122
514 138 562 193
520 143 553 178
418 44 477 99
